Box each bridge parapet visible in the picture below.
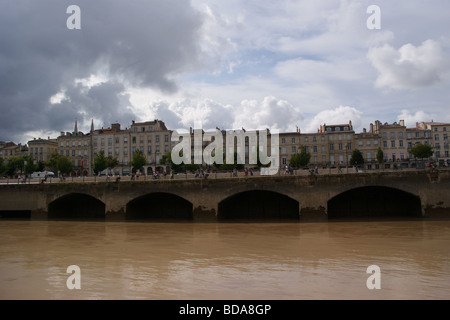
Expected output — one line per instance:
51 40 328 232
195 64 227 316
0 170 449 221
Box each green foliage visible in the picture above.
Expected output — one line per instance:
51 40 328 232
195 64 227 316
289 146 311 168
0 158 5 175
5 155 37 176
46 152 60 174
350 149 364 166
160 151 200 173
46 152 72 175
409 143 434 159
93 150 107 175
376 147 384 164
106 156 119 170
23 155 37 174
57 156 73 174
131 149 146 171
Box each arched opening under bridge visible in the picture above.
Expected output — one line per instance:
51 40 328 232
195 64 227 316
48 193 105 220
126 192 193 221
218 190 299 221
327 186 422 220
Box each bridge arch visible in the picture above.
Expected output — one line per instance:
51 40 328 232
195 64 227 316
48 193 106 220
327 186 422 220
126 192 193 221
218 190 300 221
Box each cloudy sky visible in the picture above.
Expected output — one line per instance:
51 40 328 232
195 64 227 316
1 0 450 143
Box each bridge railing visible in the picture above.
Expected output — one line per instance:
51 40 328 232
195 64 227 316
0 166 448 185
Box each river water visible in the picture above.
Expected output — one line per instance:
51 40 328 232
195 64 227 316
0 219 449 300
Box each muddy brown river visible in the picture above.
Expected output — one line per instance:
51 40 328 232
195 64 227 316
1 220 449 299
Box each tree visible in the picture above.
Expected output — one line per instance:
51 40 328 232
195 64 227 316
289 146 310 168
106 156 119 174
350 149 364 166
46 152 61 174
410 143 434 160
131 149 146 173
0 158 6 176
23 155 37 175
57 156 73 175
376 147 384 165
5 156 36 177
93 150 107 175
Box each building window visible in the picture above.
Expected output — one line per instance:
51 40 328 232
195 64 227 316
435 134 439 140
383 141 387 148
165 135 169 142
292 146 296 153
391 141 395 147
399 140 403 147
329 144 334 151
132 137 136 144
156 135 160 143
281 138 285 143
338 143 343 151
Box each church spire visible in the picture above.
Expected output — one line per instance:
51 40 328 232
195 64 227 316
90 119 94 133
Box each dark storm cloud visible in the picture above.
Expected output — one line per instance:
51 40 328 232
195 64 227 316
0 0 205 142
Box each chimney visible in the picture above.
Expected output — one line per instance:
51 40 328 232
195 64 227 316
399 120 405 127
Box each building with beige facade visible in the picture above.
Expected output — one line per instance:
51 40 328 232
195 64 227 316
4 117 450 176
28 137 58 164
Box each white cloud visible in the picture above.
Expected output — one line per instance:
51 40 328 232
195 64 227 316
232 96 304 131
367 40 449 90
302 106 363 133
397 109 438 128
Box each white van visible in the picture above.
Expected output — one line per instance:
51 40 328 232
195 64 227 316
31 171 55 179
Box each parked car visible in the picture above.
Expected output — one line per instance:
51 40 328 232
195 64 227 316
31 171 55 179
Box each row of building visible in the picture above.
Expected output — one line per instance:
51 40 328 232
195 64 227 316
1 118 449 176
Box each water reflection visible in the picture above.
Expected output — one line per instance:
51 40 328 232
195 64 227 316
0 220 449 299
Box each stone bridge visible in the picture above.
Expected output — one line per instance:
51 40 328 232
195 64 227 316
0 170 449 221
